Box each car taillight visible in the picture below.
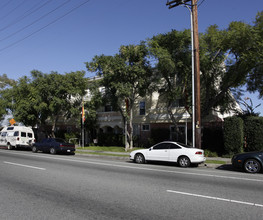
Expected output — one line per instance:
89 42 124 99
60 144 75 148
195 151 203 155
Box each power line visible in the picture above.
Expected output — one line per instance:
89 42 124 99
198 0 206 8
0 0 27 21
0 0 91 53
0 0 14 11
0 0 53 33
0 0 71 42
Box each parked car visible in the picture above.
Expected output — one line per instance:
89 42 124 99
32 138 75 155
232 151 263 173
0 126 35 150
130 141 206 167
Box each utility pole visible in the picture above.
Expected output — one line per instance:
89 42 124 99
166 0 202 148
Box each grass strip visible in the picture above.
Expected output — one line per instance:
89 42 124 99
205 160 226 164
76 151 129 157
76 146 142 153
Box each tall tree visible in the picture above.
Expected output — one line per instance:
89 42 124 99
148 18 256 124
5 70 87 136
84 78 104 142
86 43 154 150
148 30 192 131
246 11 263 97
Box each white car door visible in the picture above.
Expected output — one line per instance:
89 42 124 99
147 143 170 161
169 143 184 162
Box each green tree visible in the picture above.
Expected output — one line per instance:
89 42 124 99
84 78 104 143
0 74 17 121
86 43 154 150
246 11 263 97
148 30 192 142
6 70 87 136
148 18 257 122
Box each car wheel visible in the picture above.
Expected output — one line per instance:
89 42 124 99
50 148 56 155
7 143 13 150
244 159 261 173
134 153 145 164
32 146 38 153
178 156 190 167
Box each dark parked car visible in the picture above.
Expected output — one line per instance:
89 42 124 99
32 138 75 155
232 151 263 173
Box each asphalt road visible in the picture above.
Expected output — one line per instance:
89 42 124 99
1 149 263 220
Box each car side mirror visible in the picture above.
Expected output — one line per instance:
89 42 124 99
149 148 152 151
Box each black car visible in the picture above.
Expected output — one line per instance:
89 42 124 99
232 151 263 173
32 138 75 155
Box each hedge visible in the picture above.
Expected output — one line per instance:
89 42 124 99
244 117 263 152
223 117 244 154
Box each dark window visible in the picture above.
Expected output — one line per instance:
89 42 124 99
14 131 19 136
176 142 192 148
105 105 113 112
142 124 150 131
169 143 181 149
28 133 33 138
21 132 26 137
7 127 14 130
139 101 146 115
153 143 170 150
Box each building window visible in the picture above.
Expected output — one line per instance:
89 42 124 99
139 101 146 115
142 124 150 131
105 105 113 112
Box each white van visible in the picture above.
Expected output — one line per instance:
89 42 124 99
0 126 35 150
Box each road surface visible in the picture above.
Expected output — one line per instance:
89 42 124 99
0 149 263 220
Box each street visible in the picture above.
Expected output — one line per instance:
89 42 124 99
1 150 263 220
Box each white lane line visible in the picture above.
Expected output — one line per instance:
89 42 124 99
3 161 46 170
167 190 263 208
1 150 263 183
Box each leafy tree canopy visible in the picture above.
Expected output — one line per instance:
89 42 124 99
2 70 87 136
246 11 263 98
86 43 154 149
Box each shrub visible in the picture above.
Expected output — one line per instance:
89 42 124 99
64 133 79 144
223 117 243 154
98 133 123 146
244 116 263 151
204 149 218 157
203 126 224 155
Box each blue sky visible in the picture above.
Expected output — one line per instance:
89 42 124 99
0 0 262 114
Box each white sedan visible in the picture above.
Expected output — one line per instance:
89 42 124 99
130 141 206 167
